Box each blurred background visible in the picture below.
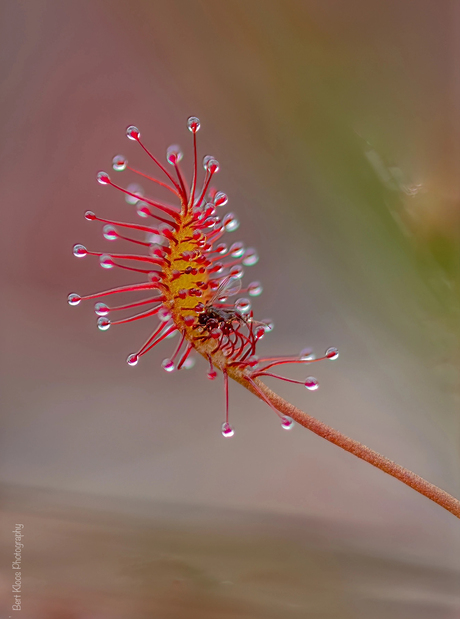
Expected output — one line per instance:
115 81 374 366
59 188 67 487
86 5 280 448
1 0 460 617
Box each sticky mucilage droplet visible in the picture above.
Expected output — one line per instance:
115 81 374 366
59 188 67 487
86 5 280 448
305 377 319 391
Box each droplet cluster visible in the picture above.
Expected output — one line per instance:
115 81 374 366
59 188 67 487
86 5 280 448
69 117 338 437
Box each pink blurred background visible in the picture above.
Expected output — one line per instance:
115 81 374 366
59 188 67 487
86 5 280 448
1 0 459 617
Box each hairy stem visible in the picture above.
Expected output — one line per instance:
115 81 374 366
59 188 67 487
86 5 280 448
235 374 460 519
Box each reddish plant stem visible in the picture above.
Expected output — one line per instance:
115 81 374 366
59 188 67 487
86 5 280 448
237 374 460 519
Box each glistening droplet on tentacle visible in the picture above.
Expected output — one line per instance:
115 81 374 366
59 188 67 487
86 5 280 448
112 155 127 171
67 293 81 306
305 377 319 391
325 347 339 360
221 422 234 438
281 417 294 430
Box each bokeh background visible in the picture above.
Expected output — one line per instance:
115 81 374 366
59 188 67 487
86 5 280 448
1 0 460 617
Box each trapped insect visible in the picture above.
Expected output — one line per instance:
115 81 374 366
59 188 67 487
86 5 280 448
197 276 256 333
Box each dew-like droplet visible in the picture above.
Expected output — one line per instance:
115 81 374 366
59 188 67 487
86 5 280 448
166 144 183 165
127 353 138 366
223 213 239 232
254 325 266 339
126 125 140 141
221 422 234 438
151 244 166 258
281 416 294 430
206 158 219 174
85 210 96 221
103 225 118 241
211 328 222 339
99 254 115 269
187 116 200 133
261 319 274 332
158 223 174 236
325 347 339 360
184 315 196 326
214 242 228 255
211 262 224 274
73 244 87 258
161 358 175 372
207 369 217 380
229 242 245 258
112 154 127 171
183 356 195 370
202 155 214 170
94 302 109 316
305 377 319 391
202 216 219 229
300 347 315 361
235 298 251 313
248 281 263 297
136 202 150 218
125 183 144 204
158 307 172 322
97 317 111 331
229 265 244 279
214 191 228 207
67 293 81 306
97 171 111 185
242 248 259 266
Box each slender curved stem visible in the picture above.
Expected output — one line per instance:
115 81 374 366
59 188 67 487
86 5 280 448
235 374 460 519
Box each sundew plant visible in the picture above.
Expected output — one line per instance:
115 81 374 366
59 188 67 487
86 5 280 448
69 117 460 519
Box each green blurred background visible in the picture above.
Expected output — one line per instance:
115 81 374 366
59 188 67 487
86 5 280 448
1 0 459 616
